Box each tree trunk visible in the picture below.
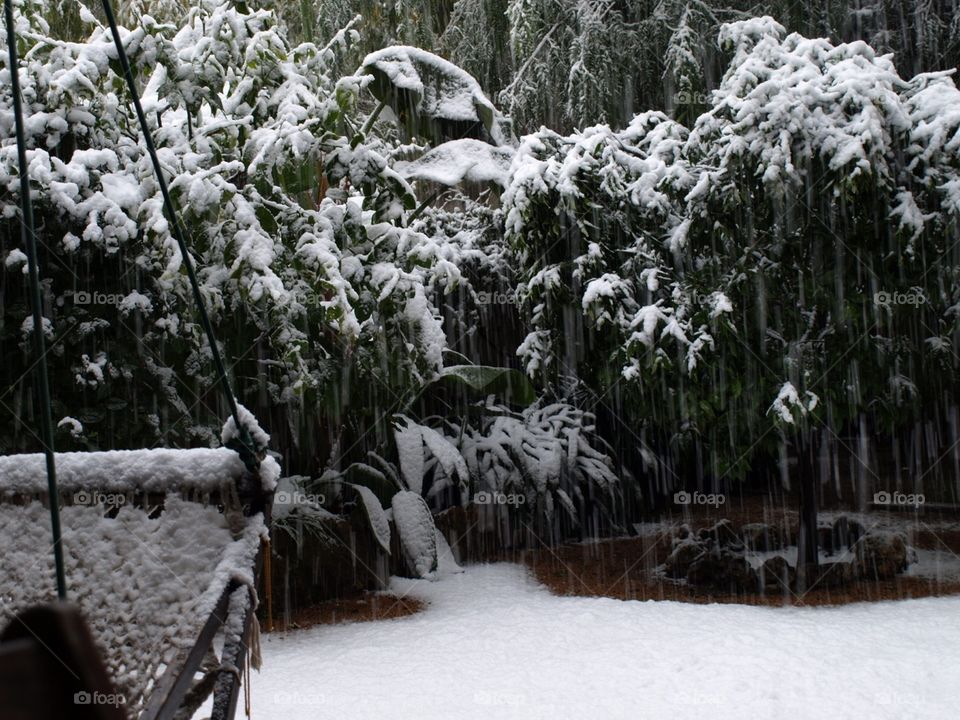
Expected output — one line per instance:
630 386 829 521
795 434 819 593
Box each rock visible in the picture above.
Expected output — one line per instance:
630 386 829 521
757 555 795 591
687 549 757 593
907 545 919 565
699 519 743 550
857 532 909 580
815 560 858 588
726 554 758 593
685 552 723 587
664 538 705 578
741 523 782 552
831 515 865 550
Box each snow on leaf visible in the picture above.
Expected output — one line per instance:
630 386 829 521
352 483 392 553
708 292 733 318
4 249 27 271
391 490 438 579
555 488 579 526
394 139 514 187
221 403 271 454
435 526 463 575
420 424 469 487
666 218 691 253
394 418 425 494
57 416 84 438
360 46 511 145
767 382 819 425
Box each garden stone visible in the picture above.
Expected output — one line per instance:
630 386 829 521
687 549 757 593
831 516 865 550
665 537 705 578
699 519 743 550
857 532 909 580
815 560 858 588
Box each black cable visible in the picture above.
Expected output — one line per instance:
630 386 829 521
4 0 68 600
100 0 259 471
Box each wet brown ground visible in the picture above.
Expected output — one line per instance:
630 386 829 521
266 593 425 631
522 498 960 607
522 537 960 607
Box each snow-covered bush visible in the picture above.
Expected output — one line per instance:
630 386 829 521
503 111 702 382
454 400 623 537
500 110 727 489
385 397 623 539
314 420 464 579
317 376 622 560
0 1 497 456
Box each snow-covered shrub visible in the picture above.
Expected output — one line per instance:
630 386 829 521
0 2 496 457
503 111 700 380
501 111 728 487
314 430 456 579
436 400 624 537
318 374 621 559
372 400 623 547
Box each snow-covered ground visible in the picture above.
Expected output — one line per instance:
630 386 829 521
201 563 960 720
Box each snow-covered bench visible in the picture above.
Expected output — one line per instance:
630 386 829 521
0 445 279 719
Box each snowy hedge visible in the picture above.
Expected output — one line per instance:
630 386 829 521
0 0 499 455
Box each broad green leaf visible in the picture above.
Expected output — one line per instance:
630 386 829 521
421 365 537 406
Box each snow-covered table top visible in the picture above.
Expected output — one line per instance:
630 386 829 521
0 447 252 497
0 498 265 717
0 447 269 718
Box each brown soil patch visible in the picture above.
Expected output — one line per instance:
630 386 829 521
264 593 426 631
913 528 960 552
523 534 960 607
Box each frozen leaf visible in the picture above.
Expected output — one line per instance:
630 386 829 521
394 139 514 187
352 484 391 553
391 491 438 578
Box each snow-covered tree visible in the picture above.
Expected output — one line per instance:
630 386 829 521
501 14 960 538
684 17 960 582
501 0 643 132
